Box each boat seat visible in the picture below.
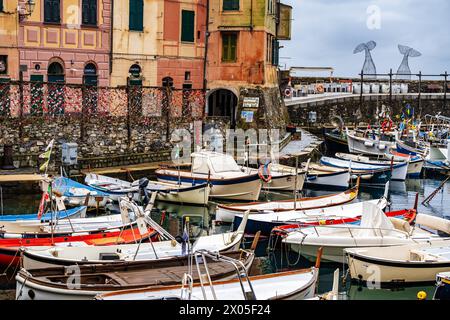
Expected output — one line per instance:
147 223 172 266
389 217 411 234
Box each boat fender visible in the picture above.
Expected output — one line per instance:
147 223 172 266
364 141 374 147
378 144 386 150
258 163 272 183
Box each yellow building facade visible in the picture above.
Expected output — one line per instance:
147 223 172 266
0 0 20 81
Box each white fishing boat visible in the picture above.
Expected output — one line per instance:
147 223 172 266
321 156 407 181
385 150 424 178
156 151 262 201
215 183 359 223
335 153 409 181
231 196 391 236
21 207 251 269
283 202 450 263
304 163 350 189
95 267 319 301
346 128 395 156
345 239 450 284
240 163 307 191
85 173 210 205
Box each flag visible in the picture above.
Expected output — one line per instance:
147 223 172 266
39 139 54 172
37 184 51 219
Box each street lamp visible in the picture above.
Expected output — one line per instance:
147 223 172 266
19 0 36 20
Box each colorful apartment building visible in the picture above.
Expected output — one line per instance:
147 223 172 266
111 0 206 89
19 0 111 87
205 0 292 129
0 0 20 82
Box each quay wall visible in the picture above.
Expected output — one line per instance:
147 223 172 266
287 94 450 127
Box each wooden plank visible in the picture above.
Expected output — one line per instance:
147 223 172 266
80 161 191 175
0 174 46 183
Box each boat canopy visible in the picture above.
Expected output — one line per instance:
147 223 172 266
357 202 397 237
191 151 241 174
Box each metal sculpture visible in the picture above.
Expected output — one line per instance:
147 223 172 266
354 41 377 78
396 45 421 80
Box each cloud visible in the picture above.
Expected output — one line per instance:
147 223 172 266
281 0 450 77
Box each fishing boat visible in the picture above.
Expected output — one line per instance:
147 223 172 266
85 174 210 205
324 129 349 154
386 150 424 178
95 248 322 301
283 202 450 263
156 151 262 201
345 239 450 284
0 206 87 222
334 153 409 181
242 163 307 191
21 207 251 269
346 128 396 156
0 226 156 268
52 176 111 208
96 268 319 301
15 249 256 300
434 272 450 300
304 163 350 190
396 138 428 157
231 196 393 236
320 156 401 183
215 182 359 223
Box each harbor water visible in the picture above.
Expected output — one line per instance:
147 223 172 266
1 176 448 300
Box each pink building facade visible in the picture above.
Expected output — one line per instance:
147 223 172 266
19 0 111 87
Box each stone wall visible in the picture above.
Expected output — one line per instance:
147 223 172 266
288 95 449 127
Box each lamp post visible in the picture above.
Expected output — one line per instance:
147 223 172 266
19 0 36 20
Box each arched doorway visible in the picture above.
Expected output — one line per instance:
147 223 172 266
207 89 238 128
83 63 98 113
47 61 65 115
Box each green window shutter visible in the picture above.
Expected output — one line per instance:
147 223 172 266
223 0 239 11
272 39 279 66
222 33 237 62
181 10 195 42
129 0 143 31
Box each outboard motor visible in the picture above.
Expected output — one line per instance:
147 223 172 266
138 177 150 206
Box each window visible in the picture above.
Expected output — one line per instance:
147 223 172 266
272 38 279 66
181 10 195 42
223 0 239 11
0 55 7 75
82 0 97 26
184 71 191 81
0 1 3 12
44 0 61 23
267 0 275 14
129 0 143 31
222 33 237 62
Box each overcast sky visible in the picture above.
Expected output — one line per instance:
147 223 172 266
280 0 450 78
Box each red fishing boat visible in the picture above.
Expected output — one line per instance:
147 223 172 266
0 226 157 269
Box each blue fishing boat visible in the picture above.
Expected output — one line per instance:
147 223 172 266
0 206 87 222
52 176 111 208
320 156 396 184
434 272 450 300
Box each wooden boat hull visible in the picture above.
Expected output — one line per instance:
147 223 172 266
156 169 262 201
305 170 350 190
347 132 394 156
15 251 255 300
154 183 210 205
215 185 359 223
95 268 319 301
324 131 349 155
0 227 156 269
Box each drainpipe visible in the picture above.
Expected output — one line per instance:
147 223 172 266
109 0 114 75
250 0 254 31
202 0 209 93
